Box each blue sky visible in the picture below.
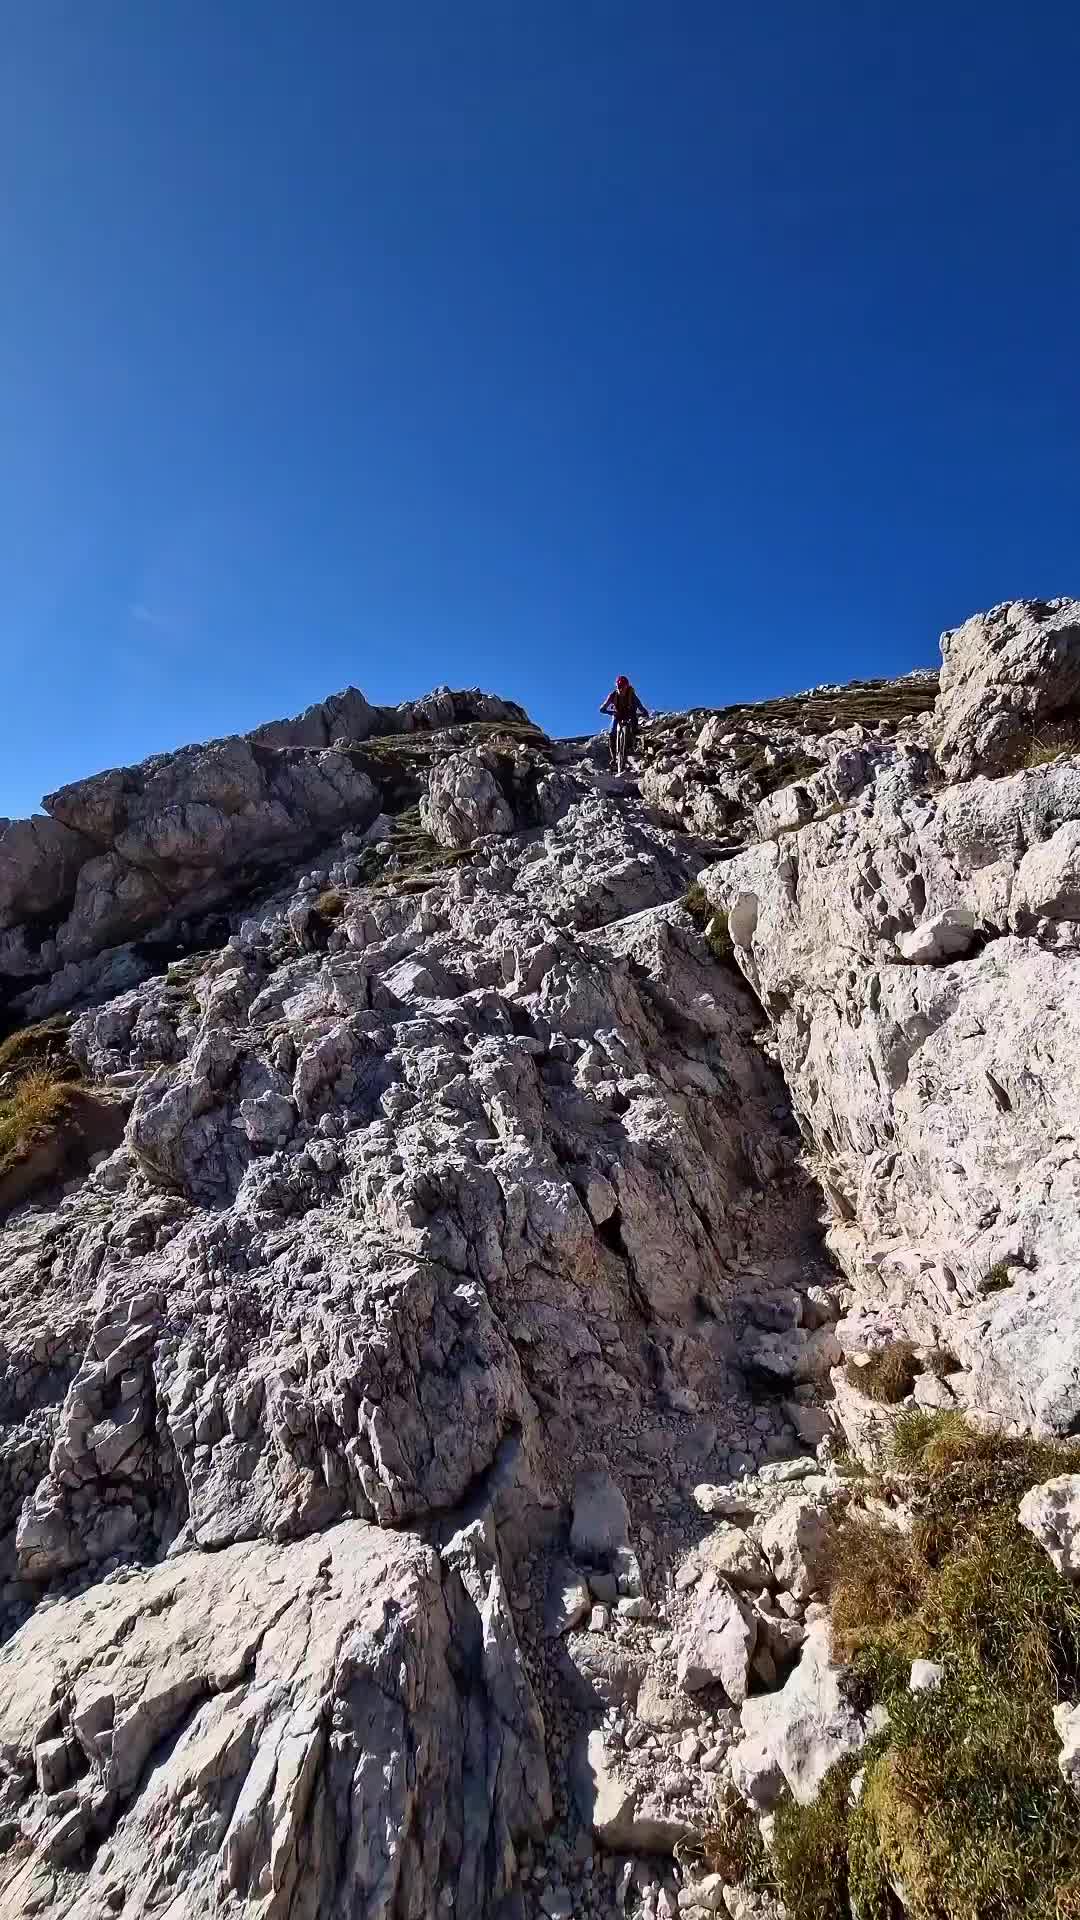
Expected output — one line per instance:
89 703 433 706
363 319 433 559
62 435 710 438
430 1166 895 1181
3 3 1079 816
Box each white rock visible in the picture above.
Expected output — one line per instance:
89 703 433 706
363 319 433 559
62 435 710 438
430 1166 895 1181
760 1499 834 1602
675 1581 757 1702
730 1619 880 1808
1019 1475 1080 1577
909 1659 944 1693
697 1523 772 1591
572 1729 697 1854
546 1561 593 1636
1055 1701 1080 1794
897 908 977 963
936 597 1080 780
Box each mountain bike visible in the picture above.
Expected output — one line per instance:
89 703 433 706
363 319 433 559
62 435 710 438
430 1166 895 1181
613 720 631 774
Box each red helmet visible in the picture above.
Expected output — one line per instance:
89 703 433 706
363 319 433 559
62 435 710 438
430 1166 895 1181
616 674 629 690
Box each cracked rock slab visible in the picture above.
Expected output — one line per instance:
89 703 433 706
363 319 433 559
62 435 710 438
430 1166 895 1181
0 1519 547 1920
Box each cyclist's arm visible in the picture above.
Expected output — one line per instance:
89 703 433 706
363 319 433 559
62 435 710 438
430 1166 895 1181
599 695 616 714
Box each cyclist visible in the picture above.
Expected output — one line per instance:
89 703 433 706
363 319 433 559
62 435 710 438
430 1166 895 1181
600 676 649 767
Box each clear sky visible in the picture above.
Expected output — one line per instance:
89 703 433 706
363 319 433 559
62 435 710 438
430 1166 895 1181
3 3 1079 817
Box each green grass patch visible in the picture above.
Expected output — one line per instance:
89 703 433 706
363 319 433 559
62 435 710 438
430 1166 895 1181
982 1259 1015 1294
773 1415 1080 1920
682 882 711 927
682 886 736 964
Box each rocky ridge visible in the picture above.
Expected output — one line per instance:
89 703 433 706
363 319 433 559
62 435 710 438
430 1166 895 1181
0 599 1078 1918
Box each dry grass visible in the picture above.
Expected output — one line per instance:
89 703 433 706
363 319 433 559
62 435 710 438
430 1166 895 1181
844 1340 919 1405
0 1014 77 1083
314 888 345 921
772 1414 1080 1920
1022 721 1080 770
698 1791 775 1893
0 1069 79 1176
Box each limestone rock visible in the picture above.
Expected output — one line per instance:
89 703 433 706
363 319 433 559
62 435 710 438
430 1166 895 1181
760 1498 834 1601
572 1729 698 1853
936 597 1080 781
675 1580 757 1702
909 1659 944 1693
0 815 94 931
422 748 516 848
0 1521 547 1919
730 1619 881 1808
1055 1701 1080 1794
546 1560 592 1636
896 907 977 963
695 1524 772 1591
1019 1474 1080 1577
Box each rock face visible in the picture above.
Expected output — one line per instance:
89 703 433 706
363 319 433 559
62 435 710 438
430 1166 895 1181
0 685 529 1016
935 597 1080 781
1 601 1079 1913
0 1518 549 1919
706 751 1080 1434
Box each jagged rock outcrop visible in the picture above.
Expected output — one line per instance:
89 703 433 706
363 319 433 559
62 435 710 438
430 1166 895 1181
0 601 1078 1916
935 596 1080 780
0 686 530 1019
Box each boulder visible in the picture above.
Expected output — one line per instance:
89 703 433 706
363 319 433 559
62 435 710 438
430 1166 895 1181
572 1729 698 1854
760 1498 834 1601
570 1469 631 1559
896 908 977 963
936 597 1080 781
546 1560 592 1636
1018 1474 1080 1577
422 749 516 848
0 1521 548 1919
730 1619 883 1808
695 1524 772 1591
675 1580 757 1702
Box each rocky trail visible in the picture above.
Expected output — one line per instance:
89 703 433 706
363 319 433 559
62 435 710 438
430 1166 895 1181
2 599 1080 1918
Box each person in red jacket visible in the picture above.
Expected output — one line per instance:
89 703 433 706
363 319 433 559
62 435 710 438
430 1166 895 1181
600 675 649 765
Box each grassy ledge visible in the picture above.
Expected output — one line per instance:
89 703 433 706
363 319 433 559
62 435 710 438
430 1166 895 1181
772 1412 1080 1920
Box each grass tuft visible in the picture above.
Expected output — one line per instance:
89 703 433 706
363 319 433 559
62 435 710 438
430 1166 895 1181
0 1069 79 1177
682 885 736 964
982 1259 1014 1294
314 888 345 921
772 1414 1080 1920
845 1341 919 1405
1022 721 1080 770
682 881 710 927
699 1791 775 1893
773 1757 862 1920
0 1015 77 1083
